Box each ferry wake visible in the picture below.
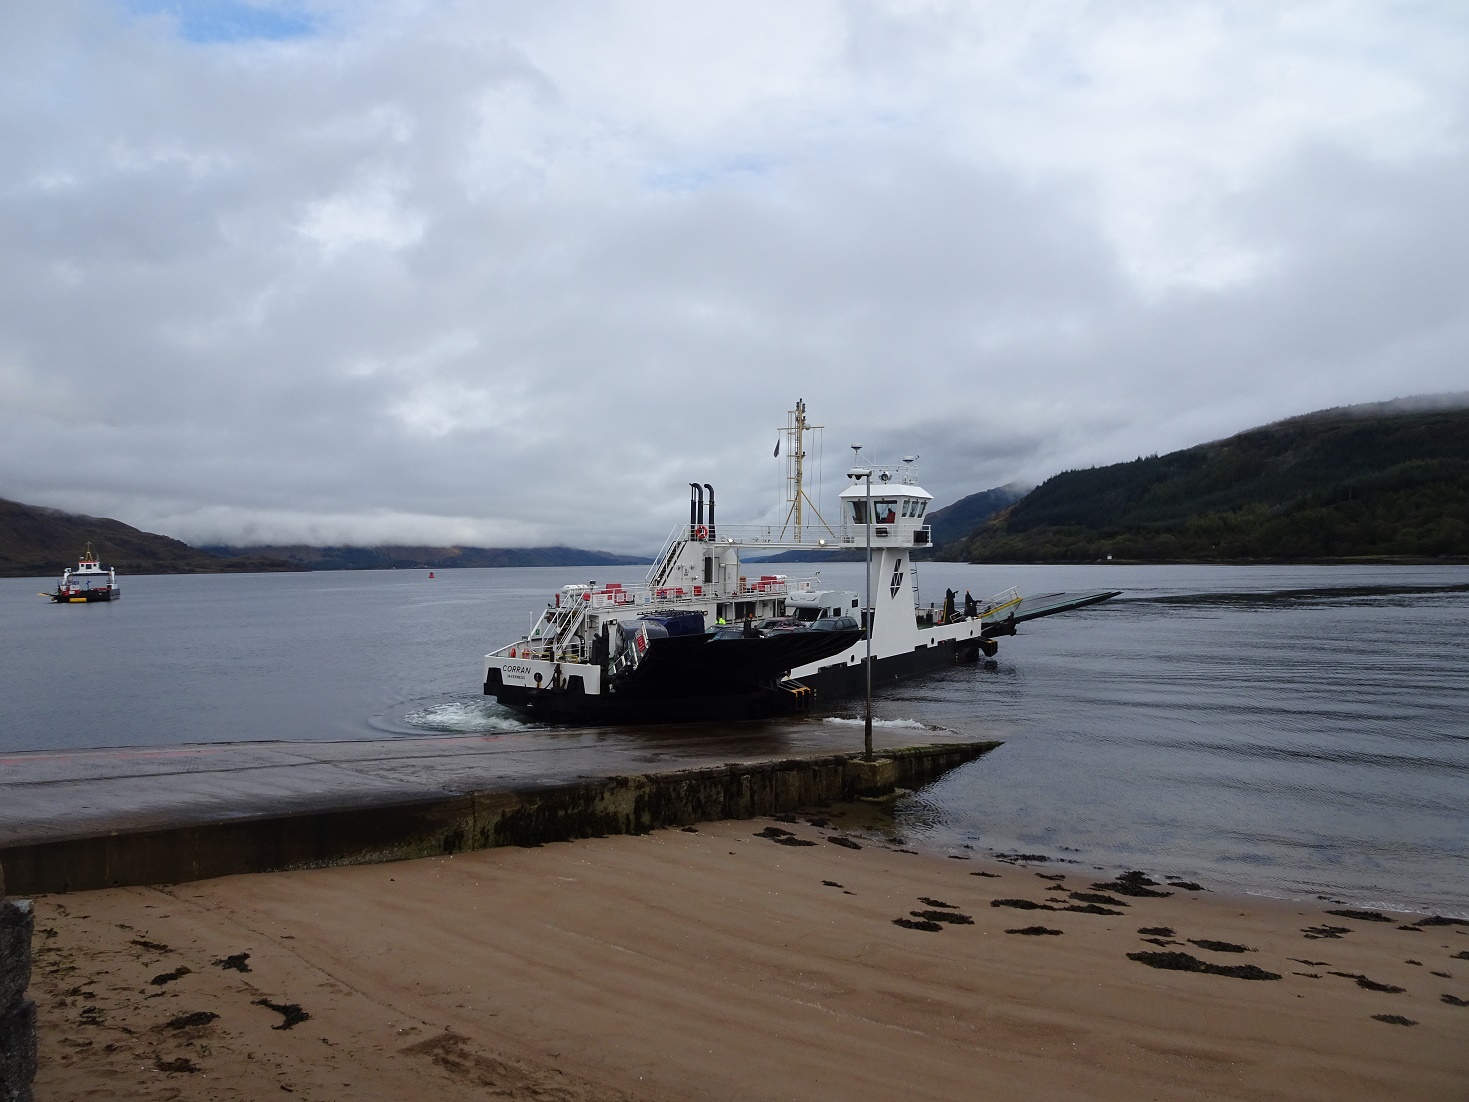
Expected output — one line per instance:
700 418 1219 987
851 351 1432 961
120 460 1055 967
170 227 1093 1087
483 401 1117 724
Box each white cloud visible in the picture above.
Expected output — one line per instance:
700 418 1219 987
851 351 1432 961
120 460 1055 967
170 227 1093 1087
0 0 1466 551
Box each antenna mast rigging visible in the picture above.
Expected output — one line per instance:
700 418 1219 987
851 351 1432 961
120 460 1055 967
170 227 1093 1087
779 398 835 542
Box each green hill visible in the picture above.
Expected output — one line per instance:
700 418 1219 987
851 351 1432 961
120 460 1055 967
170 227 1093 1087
924 483 1028 548
942 397 1469 563
0 498 297 578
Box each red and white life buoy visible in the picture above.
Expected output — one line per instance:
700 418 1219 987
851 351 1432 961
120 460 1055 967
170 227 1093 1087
694 525 708 540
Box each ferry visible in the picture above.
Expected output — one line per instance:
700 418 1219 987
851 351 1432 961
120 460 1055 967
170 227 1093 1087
48 544 121 603
483 401 1118 724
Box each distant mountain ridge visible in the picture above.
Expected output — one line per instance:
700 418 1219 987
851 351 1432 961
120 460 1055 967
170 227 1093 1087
0 497 650 577
0 498 297 577
200 545 651 570
923 483 1029 548
941 394 1469 562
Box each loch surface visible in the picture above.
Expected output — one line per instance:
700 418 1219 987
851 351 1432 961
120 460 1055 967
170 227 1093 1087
2 562 1466 913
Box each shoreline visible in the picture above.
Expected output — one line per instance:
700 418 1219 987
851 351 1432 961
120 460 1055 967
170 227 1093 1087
884 828 1469 924
29 808 1468 1101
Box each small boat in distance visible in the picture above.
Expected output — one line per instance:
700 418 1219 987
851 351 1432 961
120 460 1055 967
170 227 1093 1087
47 544 121 603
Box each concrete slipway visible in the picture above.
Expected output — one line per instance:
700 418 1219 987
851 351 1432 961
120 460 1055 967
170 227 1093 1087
0 722 997 895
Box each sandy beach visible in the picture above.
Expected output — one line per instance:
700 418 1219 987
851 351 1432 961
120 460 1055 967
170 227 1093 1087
28 810 1468 1101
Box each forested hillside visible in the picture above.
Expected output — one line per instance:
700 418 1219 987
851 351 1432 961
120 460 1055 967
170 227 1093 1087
942 399 1469 562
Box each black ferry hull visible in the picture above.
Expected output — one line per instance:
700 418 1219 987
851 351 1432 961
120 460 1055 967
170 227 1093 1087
486 628 863 724
484 627 989 724
51 589 119 602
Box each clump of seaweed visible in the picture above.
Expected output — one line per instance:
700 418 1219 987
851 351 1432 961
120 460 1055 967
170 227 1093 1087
893 917 943 932
910 909 973 925
918 897 956 909
213 953 251 973
1329 971 1405 993
1441 994 1469 1007
1189 939 1255 954
774 837 818 847
150 966 192 986
1138 927 1176 938
253 998 310 1030
990 899 1057 911
154 1056 200 1074
1127 951 1280 981
1371 1014 1417 1026
754 826 793 839
1007 926 1062 936
1092 879 1172 899
1301 925 1351 940
164 1011 219 1030
1070 892 1127 907
1066 904 1125 916
1415 915 1469 928
131 938 171 953
827 836 862 850
1325 909 1393 923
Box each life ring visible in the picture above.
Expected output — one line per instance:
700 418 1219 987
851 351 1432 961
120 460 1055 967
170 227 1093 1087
694 525 708 540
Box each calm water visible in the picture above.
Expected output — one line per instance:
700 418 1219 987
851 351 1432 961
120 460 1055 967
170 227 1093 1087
2 562 1466 913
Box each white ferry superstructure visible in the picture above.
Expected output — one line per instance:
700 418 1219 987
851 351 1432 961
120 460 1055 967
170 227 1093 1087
483 402 1118 725
49 544 121 603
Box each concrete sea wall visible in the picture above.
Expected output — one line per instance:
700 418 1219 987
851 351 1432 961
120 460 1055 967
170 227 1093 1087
0 868 37 1102
0 741 996 897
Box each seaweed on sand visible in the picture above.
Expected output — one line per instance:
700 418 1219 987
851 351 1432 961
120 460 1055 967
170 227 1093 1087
1188 939 1255 954
990 899 1057 911
164 1012 219 1030
1092 880 1172 899
910 910 974 925
893 917 943 932
1329 971 1405 993
1070 892 1127 907
253 999 311 1030
1127 951 1280 981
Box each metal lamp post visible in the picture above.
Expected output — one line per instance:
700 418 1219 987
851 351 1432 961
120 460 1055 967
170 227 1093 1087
849 446 874 762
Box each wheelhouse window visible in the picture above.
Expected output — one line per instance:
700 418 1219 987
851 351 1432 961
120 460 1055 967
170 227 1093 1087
873 500 897 525
849 499 868 525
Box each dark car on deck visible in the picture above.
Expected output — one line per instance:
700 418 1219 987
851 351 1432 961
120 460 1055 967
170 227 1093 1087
810 615 860 632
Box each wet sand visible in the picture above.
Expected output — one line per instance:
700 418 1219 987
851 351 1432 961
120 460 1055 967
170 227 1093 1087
29 812 1468 1101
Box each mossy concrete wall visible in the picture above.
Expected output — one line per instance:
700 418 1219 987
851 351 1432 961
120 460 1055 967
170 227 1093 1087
0 742 996 896
0 891 36 1102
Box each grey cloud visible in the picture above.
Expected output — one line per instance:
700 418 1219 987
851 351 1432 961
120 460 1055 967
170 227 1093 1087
1 2 1466 553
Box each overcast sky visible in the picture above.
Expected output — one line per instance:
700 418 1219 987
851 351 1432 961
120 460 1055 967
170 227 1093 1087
2 1 1466 552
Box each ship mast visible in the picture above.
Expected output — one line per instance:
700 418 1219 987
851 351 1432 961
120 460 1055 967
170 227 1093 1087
779 398 835 542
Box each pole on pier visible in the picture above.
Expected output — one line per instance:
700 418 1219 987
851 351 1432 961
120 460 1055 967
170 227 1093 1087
849 445 874 763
